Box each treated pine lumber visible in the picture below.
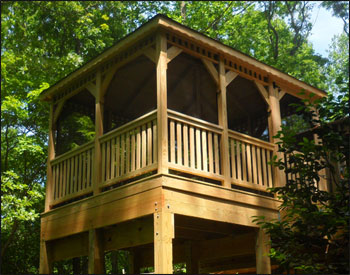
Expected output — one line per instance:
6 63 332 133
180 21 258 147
85 82 97 98
201 58 219 85
46 104 55 210
254 81 270 107
88 228 105 274
162 175 279 211
104 216 153 252
225 70 238 87
143 46 157 63
41 181 163 241
156 32 168 174
51 232 89 262
53 100 66 124
166 45 182 63
228 129 274 151
256 228 271 274
154 210 174 274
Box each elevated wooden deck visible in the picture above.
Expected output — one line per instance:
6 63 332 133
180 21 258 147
48 110 276 208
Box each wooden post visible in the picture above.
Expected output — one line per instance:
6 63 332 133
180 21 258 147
268 83 286 187
94 71 103 194
186 241 199 274
218 57 231 188
45 104 55 211
39 240 52 274
255 228 271 274
88 228 105 274
154 210 174 274
156 31 168 174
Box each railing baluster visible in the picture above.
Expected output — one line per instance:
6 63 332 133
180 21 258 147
176 122 182 165
170 120 175 163
183 124 189 167
189 126 195 169
196 128 202 170
208 132 214 173
142 124 147 168
147 122 152 165
252 145 257 184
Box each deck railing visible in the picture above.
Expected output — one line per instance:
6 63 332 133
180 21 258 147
49 110 276 207
167 110 223 181
51 140 94 205
228 130 274 190
99 110 158 188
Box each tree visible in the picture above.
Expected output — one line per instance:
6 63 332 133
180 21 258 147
253 67 349 274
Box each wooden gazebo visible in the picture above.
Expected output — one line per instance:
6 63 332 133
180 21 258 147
39 15 326 274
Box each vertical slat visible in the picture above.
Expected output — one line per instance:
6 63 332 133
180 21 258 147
70 157 74 194
101 142 106 182
246 144 252 183
121 134 125 175
202 131 208 172
147 122 152 165
131 132 136 172
208 132 213 173
262 148 267 186
82 151 86 189
153 121 157 163
241 142 247 182
176 122 182 165
87 150 91 189
62 160 67 196
170 120 175 163
189 126 195 169
142 125 147 168
257 147 262 185
78 153 82 191
252 145 257 184
66 158 71 195
136 128 141 170
91 149 95 187
126 133 130 172
74 155 78 192
183 125 189 167
115 136 120 177
267 151 273 187
52 165 57 200
111 138 115 179
106 140 111 181
196 128 201 170
58 162 63 198
214 134 219 174
236 141 242 180
230 139 236 179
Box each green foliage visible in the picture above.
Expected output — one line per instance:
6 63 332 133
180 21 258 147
253 90 349 273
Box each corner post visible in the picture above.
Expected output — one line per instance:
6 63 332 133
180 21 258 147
154 210 174 274
268 83 286 187
94 71 103 194
39 240 52 274
156 31 168 174
45 104 55 211
218 57 231 188
255 228 271 274
88 228 105 274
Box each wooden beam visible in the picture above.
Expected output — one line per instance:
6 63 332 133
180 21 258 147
254 81 270 108
156 32 168 174
167 45 182 64
51 232 89 262
39 240 52 274
255 228 271 274
201 58 219 85
218 57 231 188
143 46 157 63
225 70 238 87
104 216 153 252
88 229 105 274
154 210 174 274
85 82 97 98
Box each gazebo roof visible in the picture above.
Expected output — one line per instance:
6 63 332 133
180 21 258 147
40 14 327 102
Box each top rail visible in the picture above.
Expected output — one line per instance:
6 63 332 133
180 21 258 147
228 129 274 151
